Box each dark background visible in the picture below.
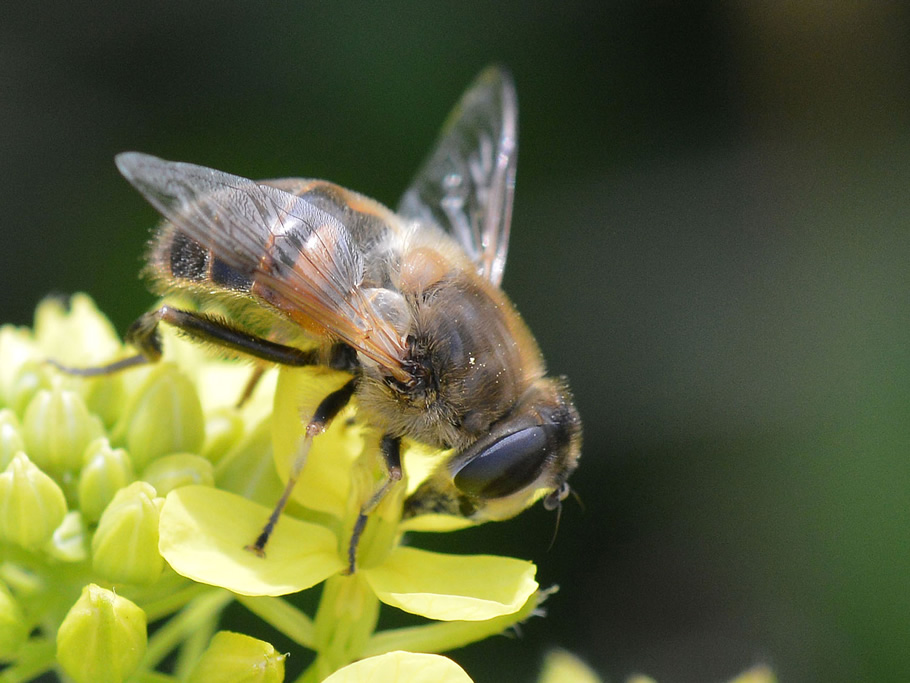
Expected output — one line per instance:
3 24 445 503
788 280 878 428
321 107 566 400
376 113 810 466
3 2 909 681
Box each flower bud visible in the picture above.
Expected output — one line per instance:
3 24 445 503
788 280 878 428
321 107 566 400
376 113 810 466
0 580 27 659
141 453 214 496
78 438 135 524
202 408 245 464
0 325 36 407
91 481 164 585
0 410 25 470
0 452 67 548
187 631 285 683
34 294 121 365
112 364 204 469
78 374 127 431
6 361 53 418
32 296 127 427
46 510 89 563
214 417 283 507
56 583 147 683
22 387 103 478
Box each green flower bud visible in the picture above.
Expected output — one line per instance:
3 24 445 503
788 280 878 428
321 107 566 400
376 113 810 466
202 408 245 464
0 452 67 548
187 631 285 683
22 387 103 478
141 452 214 496
78 438 135 524
0 325 36 408
78 373 127 431
34 294 121 365
6 360 53 418
56 583 147 683
46 510 89 563
91 481 164 585
112 364 204 469
0 580 27 659
0 410 25 470
214 417 283 508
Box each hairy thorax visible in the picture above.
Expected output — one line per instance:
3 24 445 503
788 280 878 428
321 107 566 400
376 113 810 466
357 268 545 451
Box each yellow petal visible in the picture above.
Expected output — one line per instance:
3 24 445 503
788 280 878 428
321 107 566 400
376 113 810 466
398 514 476 533
363 547 538 621
400 441 453 495
272 367 362 516
158 486 344 596
323 651 472 683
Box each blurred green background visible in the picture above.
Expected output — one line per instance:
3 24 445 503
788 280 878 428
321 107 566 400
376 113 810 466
2 2 909 681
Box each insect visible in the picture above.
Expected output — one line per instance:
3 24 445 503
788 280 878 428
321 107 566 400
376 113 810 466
61 66 582 572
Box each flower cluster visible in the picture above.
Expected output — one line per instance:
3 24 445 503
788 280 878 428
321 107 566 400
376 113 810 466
0 295 776 683
0 295 545 682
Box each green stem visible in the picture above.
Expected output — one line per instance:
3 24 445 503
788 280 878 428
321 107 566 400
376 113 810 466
140 582 210 622
173 603 220 679
141 589 233 670
236 594 316 650
303 573 380 680
0 637 55 683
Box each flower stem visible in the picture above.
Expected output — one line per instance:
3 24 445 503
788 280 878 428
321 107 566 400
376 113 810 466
303 573 380 680
142 588 233 670
0 637 55 683
236 594 316 649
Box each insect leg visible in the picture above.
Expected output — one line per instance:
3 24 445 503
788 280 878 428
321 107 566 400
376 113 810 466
139 306 322 366
50 305 321 376
235 364 267 408
347 434 403 574
246 377 358 557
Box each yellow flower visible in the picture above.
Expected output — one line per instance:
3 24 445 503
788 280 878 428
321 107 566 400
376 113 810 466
323 651 473 683
0 294 545 681
159 365 539 622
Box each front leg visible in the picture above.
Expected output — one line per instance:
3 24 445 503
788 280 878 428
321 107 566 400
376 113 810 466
247 377 358 556
347 434 403 574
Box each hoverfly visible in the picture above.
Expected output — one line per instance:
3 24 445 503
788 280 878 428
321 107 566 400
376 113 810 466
61 66 581 571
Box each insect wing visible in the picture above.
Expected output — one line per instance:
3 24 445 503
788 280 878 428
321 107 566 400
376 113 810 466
398 66 518 287
116 152 407 375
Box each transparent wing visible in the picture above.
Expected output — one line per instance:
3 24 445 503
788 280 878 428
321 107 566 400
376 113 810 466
116 152 408 378
398 66 518 287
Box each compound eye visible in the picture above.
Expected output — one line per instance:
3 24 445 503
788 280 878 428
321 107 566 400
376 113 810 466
453 426 551 500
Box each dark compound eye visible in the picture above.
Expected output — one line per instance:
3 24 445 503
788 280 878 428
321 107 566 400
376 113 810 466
453 426 552 500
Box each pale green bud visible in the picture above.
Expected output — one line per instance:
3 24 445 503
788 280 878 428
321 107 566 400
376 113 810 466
0 410 25 470
187 631 285 683
202 408 245 464
22 387 103 477
0 580 27 660
214 417 283 507
141 452 214 497
0 452 67 548
6 360 53 418
0 325 35 406
112 364 204 469
33 294 121 365
78 373 127 430
91 481 164 585
78 438 135 524
46 510 89 563
56 583 147 683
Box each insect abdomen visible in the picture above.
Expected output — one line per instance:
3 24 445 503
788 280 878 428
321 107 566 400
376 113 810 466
155 229 254 293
